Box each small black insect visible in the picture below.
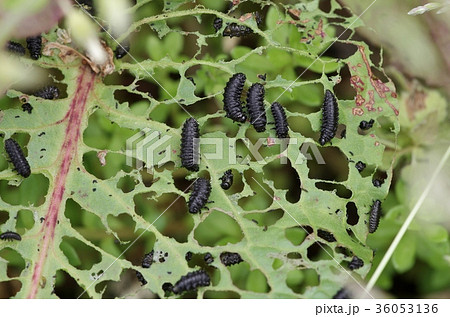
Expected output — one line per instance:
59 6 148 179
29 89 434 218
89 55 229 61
333 288 351 299
135 270 147 285
348 256 364 270
223 73 247 123
115 43 130 59
142 250 154 268
258 73 267 81
368 199 382 233
180 118 200 172
0 231 22 241
319 89 339 145
247 83 266 132
223 23 253 38
271 102 289 138
340 128 346 139
220 252 243 266
317 229 336 242
4 138 31 178
22 103 33 114
26 35 42 60
204 253 214 264
6 41 25 55
172 270 210 294
34 86 59 100
185 251 193 262
213 17 223 32
372 179 383 187
355 161 366 172
188 178 211 214
220 169 233 190
359 119 375 130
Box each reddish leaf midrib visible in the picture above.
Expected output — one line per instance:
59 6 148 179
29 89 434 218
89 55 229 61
27 65 96 299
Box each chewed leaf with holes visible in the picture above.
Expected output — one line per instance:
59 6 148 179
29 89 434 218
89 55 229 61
0 0 398 298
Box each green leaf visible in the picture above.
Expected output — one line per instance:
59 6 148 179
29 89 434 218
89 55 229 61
392 233 416 273
0 0 398 299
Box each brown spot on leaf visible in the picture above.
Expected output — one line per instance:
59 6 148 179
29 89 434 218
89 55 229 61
315 19 325 38
350 75 365 92
239 13 253 22
365 90 376 111
355 94 365 106
357 46 399 116
352 108 364 116
288 9 302 20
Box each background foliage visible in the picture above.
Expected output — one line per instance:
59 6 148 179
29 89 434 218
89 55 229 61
0 0 448 299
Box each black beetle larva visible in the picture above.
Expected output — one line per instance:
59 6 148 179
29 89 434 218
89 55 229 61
4 138 31 178
319 89 339 145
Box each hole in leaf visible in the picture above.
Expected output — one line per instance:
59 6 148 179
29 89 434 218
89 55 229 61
96 271 156 299
244 209 284 228
238 171 273 211
0 210 9 225
135 193 192 243
336 124 347 139
294 66 321 80
0 247 25 278
203 290 240 299
139 169 154 187
83 110 139 151
319 0 331 13
104 70 136 87
135 79 160 100
307 242 334 261
346 202 359 225
113 89 148 110
117 175 138 193
288 116 315 138
173 169 191 192
149 103 186 128
335 246 352 258
186 252 216 269
202 117 240 138
315 182 352 199
60 236 102 270
107 213 136 242
83 152 132 180
194 210 243 246
285 226 311 246
307 146 348 182
0 280 21 298
228 262 271 293
15 209 34 232
287 252 302 259
334 66 356 101
263 159 301 203
286 269 319 294
323 42 358 60
334 6 352 18
54 270 89 298
271 258 283 270
0 174 49 207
